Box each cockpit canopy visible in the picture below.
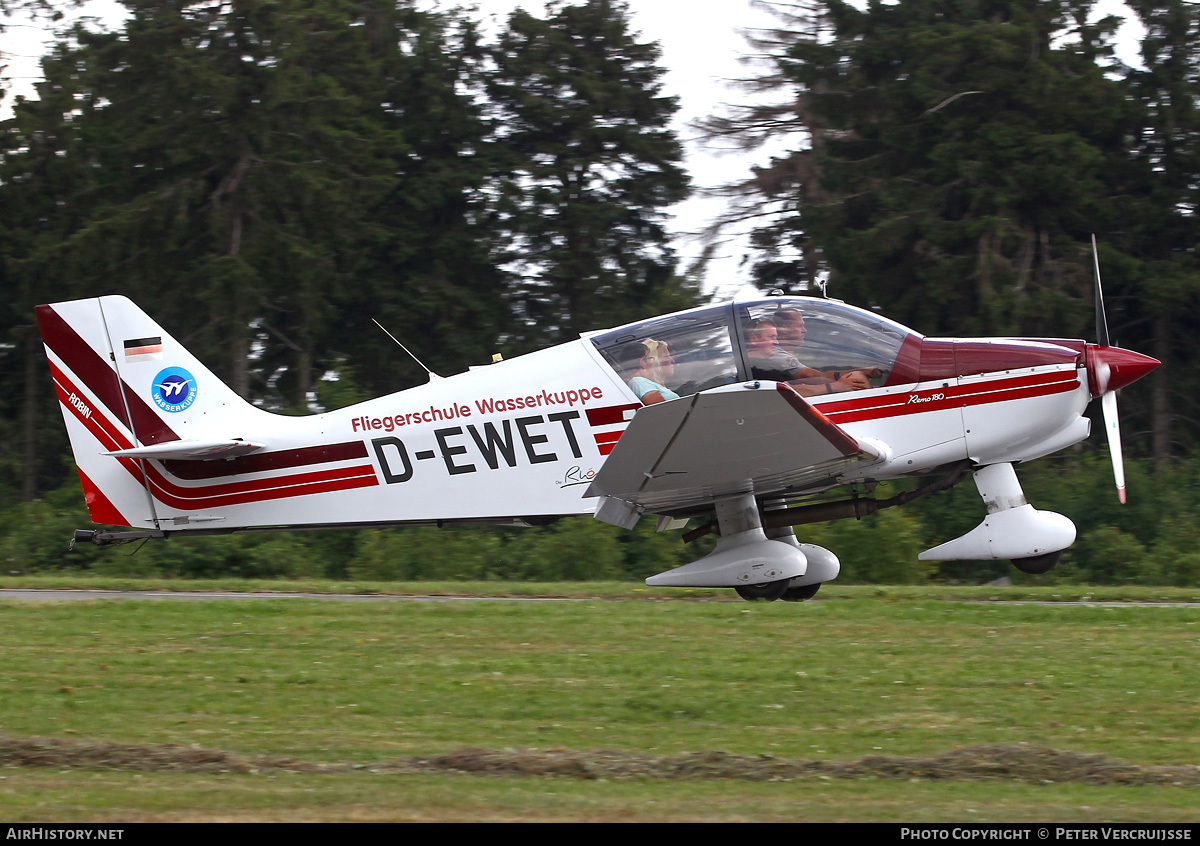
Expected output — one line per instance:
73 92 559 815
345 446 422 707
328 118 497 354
589 297 920 400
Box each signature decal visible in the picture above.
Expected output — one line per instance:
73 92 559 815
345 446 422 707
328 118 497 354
558 465 597 488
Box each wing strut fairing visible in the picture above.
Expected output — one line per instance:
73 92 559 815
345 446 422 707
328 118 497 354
918 462 1076 571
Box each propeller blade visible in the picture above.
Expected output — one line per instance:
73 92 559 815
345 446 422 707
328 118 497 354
1092 235 1125 502
1092 234 1110 347
1102 390 1126 504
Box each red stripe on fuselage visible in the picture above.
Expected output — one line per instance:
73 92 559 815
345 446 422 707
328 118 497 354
586 402 639 456
145 467 379 510
586 403 640 427
164 441 370 480
820 370 1079 425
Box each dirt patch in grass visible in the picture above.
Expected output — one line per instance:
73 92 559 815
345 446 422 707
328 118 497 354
2 737 1197 786
0 736 324 775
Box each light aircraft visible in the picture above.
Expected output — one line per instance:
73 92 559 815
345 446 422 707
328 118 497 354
37 265 1158 601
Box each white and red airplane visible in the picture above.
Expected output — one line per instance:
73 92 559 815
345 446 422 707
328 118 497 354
36 278 1157 601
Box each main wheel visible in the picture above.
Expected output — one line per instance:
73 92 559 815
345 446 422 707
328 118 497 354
781 583 821 602
735 580 789 602
1012 551 1062 575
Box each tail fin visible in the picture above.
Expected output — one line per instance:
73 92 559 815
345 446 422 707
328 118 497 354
36 295 263 529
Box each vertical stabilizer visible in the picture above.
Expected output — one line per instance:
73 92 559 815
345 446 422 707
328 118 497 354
35 295 263 528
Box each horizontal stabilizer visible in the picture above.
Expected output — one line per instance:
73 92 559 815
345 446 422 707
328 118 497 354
105 439 266 461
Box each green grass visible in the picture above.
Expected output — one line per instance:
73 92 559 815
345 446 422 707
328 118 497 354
0 582 1197 821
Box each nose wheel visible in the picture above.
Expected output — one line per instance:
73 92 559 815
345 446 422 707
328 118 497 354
1012 550 1062 575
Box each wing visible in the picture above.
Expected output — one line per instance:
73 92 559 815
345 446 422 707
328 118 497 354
586 381 885 515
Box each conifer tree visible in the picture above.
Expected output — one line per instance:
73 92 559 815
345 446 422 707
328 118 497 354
487 0 693 349
1121 0 1200 465
3 1 506 409
732 2 1135 335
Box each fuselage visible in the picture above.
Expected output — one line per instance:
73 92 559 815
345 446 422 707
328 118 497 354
39 294 1156 532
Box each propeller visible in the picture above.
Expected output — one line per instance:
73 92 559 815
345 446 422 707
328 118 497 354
1092 234 1124 504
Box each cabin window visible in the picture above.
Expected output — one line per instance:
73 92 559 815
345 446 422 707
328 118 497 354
734 298 916 388
588 305 739 400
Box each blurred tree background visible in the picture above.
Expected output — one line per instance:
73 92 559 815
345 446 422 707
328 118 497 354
1 0 1197 585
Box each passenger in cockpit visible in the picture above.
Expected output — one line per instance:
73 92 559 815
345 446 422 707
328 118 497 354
746 318 874 395
770 310 815 366
771 309 881 381
618 339 680 405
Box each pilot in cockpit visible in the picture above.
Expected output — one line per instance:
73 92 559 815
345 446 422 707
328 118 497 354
617 339 680 405
746 316 876 395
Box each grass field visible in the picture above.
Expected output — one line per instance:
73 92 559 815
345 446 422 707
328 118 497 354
0 579 1197 822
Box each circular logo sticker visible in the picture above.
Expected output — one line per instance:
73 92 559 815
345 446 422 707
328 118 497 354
151 366 197 413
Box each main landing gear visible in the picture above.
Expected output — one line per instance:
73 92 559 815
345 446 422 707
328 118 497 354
736 581 823 602
735 581 790 602
644 493 839 602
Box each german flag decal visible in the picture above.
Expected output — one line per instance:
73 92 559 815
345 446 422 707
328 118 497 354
123 336 163 363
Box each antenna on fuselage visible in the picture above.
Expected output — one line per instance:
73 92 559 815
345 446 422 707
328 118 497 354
372 319 442 382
